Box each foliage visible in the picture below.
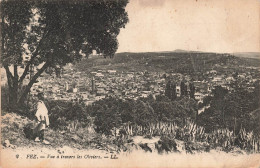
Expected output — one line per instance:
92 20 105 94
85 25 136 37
180 81 187 97
90 97 122 135
89 96 198 135
165 80 195 100
152 101 175 122
47 100 90 130
165 81 176 101
1 0 129 108
133 100 156 127
198 85 260 134
177 97 198 121
155 95 171 102
189 83 195 99
156 135 178 153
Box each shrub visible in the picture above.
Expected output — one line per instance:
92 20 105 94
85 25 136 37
48 100 90 130
156 135 178 153
93 106 122 136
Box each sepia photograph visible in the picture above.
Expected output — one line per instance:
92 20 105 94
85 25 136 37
1 0 260 167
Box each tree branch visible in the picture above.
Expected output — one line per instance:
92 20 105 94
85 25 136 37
18 61 50 104
4 65 14 89
4 64 14 78
18 62 30 84
14 64 18 79
19 29 50 83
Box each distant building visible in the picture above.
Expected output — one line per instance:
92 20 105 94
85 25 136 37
176 85 181 97
73 88 78 93
88 50 103 58
194 92 204 102
95 73 104 77
65 82 69 91
108 70 117 74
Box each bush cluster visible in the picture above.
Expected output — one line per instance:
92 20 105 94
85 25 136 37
156 135 178 153
197 84 260 134
47 100 90 130
89 95 198 135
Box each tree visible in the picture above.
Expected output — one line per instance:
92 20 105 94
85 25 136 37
189 83 195 99
152 101 174 122
165 80 176 101
212 85 228 98
120 99 136 123
155 95 171 102
1 1 32 109
197 85 260 133
165 80 172 100
223 88 257 134
180 81 187 97
1 0 129 110
91 97 122 135
133 100 156 127
178 97 198 121
48 100 90 130
197 86 228 131
171 82 177 100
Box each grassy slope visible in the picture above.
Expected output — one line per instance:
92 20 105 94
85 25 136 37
1 112 97 150
1 112 249 155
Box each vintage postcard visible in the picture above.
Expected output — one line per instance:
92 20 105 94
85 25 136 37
1 0 260 167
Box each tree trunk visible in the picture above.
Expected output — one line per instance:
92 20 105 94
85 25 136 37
8 84 18 109
2 65 20 111
3 61 50 112
12 65 19 104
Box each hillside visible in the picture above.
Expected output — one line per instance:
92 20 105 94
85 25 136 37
233 52 260 59
2 111 260 168
75 52 260 73
1 112 251 154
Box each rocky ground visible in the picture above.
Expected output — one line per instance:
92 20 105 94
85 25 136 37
1 112 260 168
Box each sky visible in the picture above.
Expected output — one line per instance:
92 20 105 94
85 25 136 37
117 0 260 53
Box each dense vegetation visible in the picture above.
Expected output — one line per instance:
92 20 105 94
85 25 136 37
88 95 197 135
2 80 260 152
76 52 260 74
3 81 259 137
87 83 260 138
198 83 260 135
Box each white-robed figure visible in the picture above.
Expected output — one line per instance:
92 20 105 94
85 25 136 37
34 93 50 145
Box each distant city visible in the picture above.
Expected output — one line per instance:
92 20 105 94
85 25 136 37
2 52 258 116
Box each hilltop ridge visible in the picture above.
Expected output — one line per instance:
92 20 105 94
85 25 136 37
76 51 260 73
